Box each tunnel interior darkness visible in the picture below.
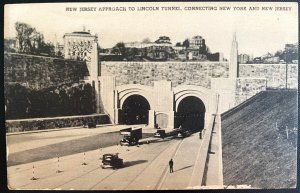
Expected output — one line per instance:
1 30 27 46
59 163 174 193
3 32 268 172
175 96 206 131
119 95 150 125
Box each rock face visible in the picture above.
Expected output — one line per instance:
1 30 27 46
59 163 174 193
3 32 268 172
221 90 297 188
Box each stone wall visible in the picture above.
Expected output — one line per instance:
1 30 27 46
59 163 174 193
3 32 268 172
6 114 111 133
235 78 267 105
4 53 89 90
101 61 229 88
239 64 298 89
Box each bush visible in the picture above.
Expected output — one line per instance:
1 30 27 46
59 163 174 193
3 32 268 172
5 82 97 119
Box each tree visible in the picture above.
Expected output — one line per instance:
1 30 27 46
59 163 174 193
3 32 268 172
15 22 36 53
112 42 126 56
4 38 17 52
126 48 139 60
206 46 211 54
155 36 171 44
5 83 30 119
182 39 190 49
39 42 55 56
142 38 151 43
275 50 283 58
175 42 182 47
15 22 55 56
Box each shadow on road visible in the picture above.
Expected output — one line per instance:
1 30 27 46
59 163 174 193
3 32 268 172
123 160 148 168
7 132 153 167
174 165 193 173
139 136 182 145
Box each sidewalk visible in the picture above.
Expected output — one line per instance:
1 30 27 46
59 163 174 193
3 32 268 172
203 114 223 186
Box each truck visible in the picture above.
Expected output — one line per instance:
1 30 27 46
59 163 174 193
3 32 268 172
119 127 142 146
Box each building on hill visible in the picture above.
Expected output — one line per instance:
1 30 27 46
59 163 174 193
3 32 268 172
285 43 298 52
189 35 206 53
284 43 298 63
238 54 250 64
207 52 224 62
173 45 187 60
143 36 174 60
184 35 208 61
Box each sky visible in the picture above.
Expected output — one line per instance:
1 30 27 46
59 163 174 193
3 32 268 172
4 2 298 59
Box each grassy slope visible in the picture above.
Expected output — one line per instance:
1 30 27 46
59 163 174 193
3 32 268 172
221 90 297 188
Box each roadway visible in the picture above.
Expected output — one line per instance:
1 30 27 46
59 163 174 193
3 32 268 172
7 132 205 190
6 124 154 166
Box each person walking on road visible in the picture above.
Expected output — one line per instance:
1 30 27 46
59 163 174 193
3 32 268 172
169 159 174 173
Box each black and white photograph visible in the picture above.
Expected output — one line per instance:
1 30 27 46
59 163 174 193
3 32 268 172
4 1 298 190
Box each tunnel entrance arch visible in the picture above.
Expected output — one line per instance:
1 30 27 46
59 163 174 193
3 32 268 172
175 96 206 131
119 94 150 125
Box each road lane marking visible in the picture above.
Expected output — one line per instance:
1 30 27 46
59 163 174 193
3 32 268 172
122 140 176 190
155 138 184 190
89 140 171 190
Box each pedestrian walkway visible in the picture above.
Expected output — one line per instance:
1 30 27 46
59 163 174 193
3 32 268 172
204 114 223 186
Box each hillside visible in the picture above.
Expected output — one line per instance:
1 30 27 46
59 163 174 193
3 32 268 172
221 90 297 188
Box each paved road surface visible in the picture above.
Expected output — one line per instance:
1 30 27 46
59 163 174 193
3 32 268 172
7 125 153 166
7 133 205 190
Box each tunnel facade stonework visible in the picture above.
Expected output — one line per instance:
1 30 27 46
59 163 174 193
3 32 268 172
89 36 297 128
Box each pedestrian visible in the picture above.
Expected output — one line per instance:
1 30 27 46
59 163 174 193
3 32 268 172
169 159 174 173
199 130 202 139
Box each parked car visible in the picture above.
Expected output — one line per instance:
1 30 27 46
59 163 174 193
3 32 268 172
101 153 123 169
154 129 166 138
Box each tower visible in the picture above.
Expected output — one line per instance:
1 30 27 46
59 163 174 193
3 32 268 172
229 32 238 78
63 29 98 79
63 29 100 113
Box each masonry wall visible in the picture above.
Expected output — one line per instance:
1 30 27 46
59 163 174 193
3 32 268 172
6 114 111 133
235 78 267 105
4 53 89 90
4 53 96 120
101 61 229 88
239 64 298 89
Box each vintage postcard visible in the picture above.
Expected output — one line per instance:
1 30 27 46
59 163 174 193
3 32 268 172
4 1 298 190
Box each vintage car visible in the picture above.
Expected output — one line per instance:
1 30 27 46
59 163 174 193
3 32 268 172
176 129 192 138
101 153 123 169
154 129 166 138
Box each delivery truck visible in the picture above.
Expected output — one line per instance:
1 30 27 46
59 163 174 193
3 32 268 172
119 127 142 146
